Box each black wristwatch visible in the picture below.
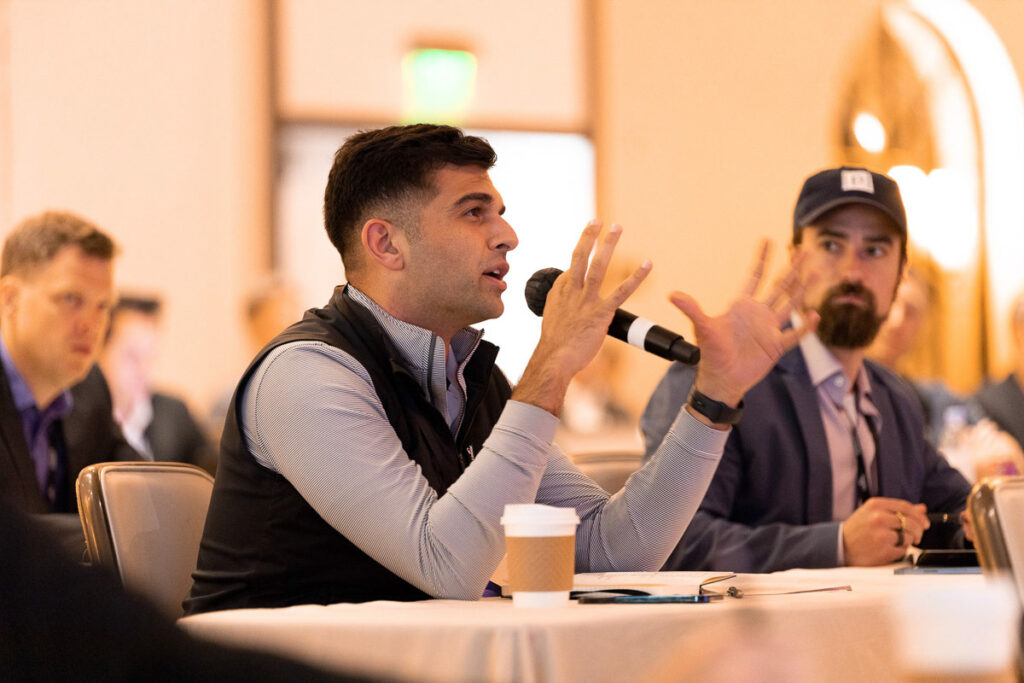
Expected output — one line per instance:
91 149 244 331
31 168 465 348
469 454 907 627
688 388 744 425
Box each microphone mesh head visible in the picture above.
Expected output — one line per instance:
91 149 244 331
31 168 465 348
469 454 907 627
524 267 563 316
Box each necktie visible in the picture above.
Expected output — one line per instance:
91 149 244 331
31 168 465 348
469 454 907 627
850 416 871 506
845 398 881 508
43 422 69 512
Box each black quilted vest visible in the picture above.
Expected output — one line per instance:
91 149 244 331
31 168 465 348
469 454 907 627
185 286 510 614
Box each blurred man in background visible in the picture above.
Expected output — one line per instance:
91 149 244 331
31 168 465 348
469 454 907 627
0 497 365 683
976 292 1024 453
205 277 301 445
867 269 981 445
100 295 217 474
0 211 136 517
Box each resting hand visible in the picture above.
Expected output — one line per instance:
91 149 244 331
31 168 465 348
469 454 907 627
669 241 817 409
960 510 975 544
842 498 929 565
513 221 650 415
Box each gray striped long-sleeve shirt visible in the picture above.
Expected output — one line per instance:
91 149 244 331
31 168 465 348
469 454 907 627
241 286 727 600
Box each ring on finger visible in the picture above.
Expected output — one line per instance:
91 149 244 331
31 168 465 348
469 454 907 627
895 511 906 530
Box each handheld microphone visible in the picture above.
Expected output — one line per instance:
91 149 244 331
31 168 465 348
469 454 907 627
524 267 700 365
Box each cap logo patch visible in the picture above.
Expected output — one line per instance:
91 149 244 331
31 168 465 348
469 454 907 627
841 169 874 194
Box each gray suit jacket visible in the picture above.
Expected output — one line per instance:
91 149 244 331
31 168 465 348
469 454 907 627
976 375 1024 452
145 392 218 474
640 347 971 572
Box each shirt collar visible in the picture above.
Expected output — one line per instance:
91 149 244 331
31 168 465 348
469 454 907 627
345 284 484 398
794 313 876 413
0 335 73 417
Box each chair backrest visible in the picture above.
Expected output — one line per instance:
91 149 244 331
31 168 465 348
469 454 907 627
77 461 214 618
968 476 1024 604
570 450 644 494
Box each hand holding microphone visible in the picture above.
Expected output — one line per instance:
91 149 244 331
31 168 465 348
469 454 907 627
510 221 651 416
511 224 815 422
525 267 700 365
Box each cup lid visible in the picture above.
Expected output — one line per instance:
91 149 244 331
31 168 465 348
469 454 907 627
501 503 580 526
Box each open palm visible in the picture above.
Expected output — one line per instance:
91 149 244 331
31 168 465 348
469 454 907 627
670 242 818 405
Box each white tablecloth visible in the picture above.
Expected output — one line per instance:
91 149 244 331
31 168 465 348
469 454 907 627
178 567 986 682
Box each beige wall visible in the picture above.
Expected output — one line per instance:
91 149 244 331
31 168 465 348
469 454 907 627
277 0 589 130
595 0 885 410
595 0 1024 411
2 0 271 413
3 0 1024 419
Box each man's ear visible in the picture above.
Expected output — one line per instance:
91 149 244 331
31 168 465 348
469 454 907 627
889 258 908 307
0 276 20 316
361 219 406 271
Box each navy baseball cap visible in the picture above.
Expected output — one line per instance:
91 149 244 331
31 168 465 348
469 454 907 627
793 166 907 240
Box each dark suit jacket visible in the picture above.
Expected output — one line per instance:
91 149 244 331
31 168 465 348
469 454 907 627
0 364 137 514
976 374 1024 452
640 347 972 572
146 392 218 474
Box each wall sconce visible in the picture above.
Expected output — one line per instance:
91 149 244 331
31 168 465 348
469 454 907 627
853 112 886 153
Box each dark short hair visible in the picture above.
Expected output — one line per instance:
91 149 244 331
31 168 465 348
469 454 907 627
1 211 117 277
323 124 497 268
106 295 162 342
113 294 162 319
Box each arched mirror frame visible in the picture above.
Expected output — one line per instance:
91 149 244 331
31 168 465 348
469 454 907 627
835 0 1024 397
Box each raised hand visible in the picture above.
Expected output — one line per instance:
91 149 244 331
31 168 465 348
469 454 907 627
669 241 818 407
512 221 651 415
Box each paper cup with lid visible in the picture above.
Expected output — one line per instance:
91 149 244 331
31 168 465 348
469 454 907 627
500 504 580 607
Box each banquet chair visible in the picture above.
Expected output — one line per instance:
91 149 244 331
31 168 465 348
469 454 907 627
967 476 1024 600
968 476 1024 679
77 461 214 618
570 450 644 494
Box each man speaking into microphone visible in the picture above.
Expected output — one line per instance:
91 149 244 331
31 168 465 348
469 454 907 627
188 124 814 613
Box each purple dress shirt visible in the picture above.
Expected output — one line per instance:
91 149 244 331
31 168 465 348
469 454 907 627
0 338 72 504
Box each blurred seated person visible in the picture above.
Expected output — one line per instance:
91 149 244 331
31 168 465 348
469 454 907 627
641 166 971 573
100 295 217 474
976 291 1024 453
937 416 1024 482
867 268 981 444
206 276 300 444
0 211 137 517
0 497 366 683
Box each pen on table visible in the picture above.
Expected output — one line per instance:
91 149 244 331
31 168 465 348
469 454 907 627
577 594 720 604
927 512 959 524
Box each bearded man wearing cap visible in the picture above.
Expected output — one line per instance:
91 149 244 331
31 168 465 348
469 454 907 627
640 166 972 572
